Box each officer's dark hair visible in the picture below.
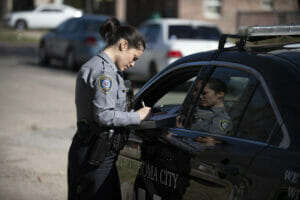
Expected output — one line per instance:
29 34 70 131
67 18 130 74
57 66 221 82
99 17 145 50
207 78 227 94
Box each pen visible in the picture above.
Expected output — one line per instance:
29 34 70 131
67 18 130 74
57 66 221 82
141 100 145 107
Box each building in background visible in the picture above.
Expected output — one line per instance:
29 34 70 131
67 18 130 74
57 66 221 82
177 0 300 33
125 0 300 33
2 0 300 33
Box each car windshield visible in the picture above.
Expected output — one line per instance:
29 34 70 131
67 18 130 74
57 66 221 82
168 25 221 40
83 19 105 32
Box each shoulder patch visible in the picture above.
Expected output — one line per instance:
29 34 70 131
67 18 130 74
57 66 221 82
219 119 229 131
98 75 113 94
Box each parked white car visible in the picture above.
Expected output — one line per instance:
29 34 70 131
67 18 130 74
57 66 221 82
3 4 83 30
127 18 221 81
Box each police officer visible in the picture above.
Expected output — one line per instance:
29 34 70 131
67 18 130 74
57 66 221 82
68 17 151 200
190 78 232 134
190 106 232 134
174 78 232 134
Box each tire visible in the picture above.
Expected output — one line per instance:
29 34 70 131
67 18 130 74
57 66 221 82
15 20 27 30
38 44 50 65
65 50 76 70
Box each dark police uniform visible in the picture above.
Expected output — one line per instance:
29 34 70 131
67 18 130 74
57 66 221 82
191 106 232 135
68 51 140 200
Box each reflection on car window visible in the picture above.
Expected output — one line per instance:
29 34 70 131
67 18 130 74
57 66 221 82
188 78 233 135
169 25 221 40
237 84 281 142
183 66 282 143
211 67 258 136
182 67 259 136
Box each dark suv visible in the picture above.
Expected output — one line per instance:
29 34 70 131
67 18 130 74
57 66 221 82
118 25 300 200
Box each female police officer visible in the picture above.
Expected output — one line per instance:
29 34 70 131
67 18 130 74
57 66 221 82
68 17 151 200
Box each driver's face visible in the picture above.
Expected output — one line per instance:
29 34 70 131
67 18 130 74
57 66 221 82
199 85 223 108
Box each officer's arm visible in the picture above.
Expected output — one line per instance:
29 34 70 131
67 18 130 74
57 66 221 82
92 73 141 127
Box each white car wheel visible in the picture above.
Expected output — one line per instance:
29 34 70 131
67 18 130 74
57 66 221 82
15 20 27 30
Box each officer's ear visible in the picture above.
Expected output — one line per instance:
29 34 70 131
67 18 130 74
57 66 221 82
119 39 129 51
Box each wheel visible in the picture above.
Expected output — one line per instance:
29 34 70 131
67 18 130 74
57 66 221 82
15 20 27 30
38 45 50 65
65 50 76 70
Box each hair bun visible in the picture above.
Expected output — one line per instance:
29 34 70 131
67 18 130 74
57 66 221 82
99 17 121 42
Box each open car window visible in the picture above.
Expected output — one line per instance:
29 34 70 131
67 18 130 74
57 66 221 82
134 66 201 114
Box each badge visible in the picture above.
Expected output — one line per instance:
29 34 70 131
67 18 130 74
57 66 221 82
98 75 113 94
219 120 228 131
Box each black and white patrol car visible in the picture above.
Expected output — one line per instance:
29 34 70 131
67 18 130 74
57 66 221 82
119 25 300 200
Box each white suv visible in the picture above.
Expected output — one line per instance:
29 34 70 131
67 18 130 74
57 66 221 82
127 18 221 81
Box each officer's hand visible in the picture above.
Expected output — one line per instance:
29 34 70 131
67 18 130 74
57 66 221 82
137 106 151 121
195 136 221 146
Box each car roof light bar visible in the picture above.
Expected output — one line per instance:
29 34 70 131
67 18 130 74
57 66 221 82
218 34 246 50
240 25 300 37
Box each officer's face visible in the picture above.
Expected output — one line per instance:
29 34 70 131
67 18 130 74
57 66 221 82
117 40 144 71
199 85 224 108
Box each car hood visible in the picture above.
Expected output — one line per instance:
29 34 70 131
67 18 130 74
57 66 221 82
168 40 219 56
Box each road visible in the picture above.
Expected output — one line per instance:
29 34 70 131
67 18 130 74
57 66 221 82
0 42 76 200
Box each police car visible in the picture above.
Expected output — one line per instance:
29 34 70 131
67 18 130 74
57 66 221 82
119 25 300 200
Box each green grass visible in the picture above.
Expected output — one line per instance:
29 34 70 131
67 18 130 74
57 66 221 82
0 25 46 44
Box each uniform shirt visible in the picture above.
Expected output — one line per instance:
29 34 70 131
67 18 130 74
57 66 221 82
75 51 140 128
190 106 232 135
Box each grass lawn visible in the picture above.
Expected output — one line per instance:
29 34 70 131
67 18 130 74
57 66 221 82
0 24 46 44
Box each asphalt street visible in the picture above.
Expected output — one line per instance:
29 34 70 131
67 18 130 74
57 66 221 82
0 42 76 200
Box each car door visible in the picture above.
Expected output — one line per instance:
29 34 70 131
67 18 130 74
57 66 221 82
162 65 265 200
232 84 299 200
51 18 80 59
129 62 281 200
118 64 202 199
170 63 294 200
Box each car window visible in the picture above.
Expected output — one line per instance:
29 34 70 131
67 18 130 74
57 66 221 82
154 76 196 108
55 20 70 32
56 18 78 33
65 19 80 33
185 67 257 135
183 66 282 143
237 84 282 143
168 25 221 40
40 8 63 12
135 66 201 112
83 20 105 32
